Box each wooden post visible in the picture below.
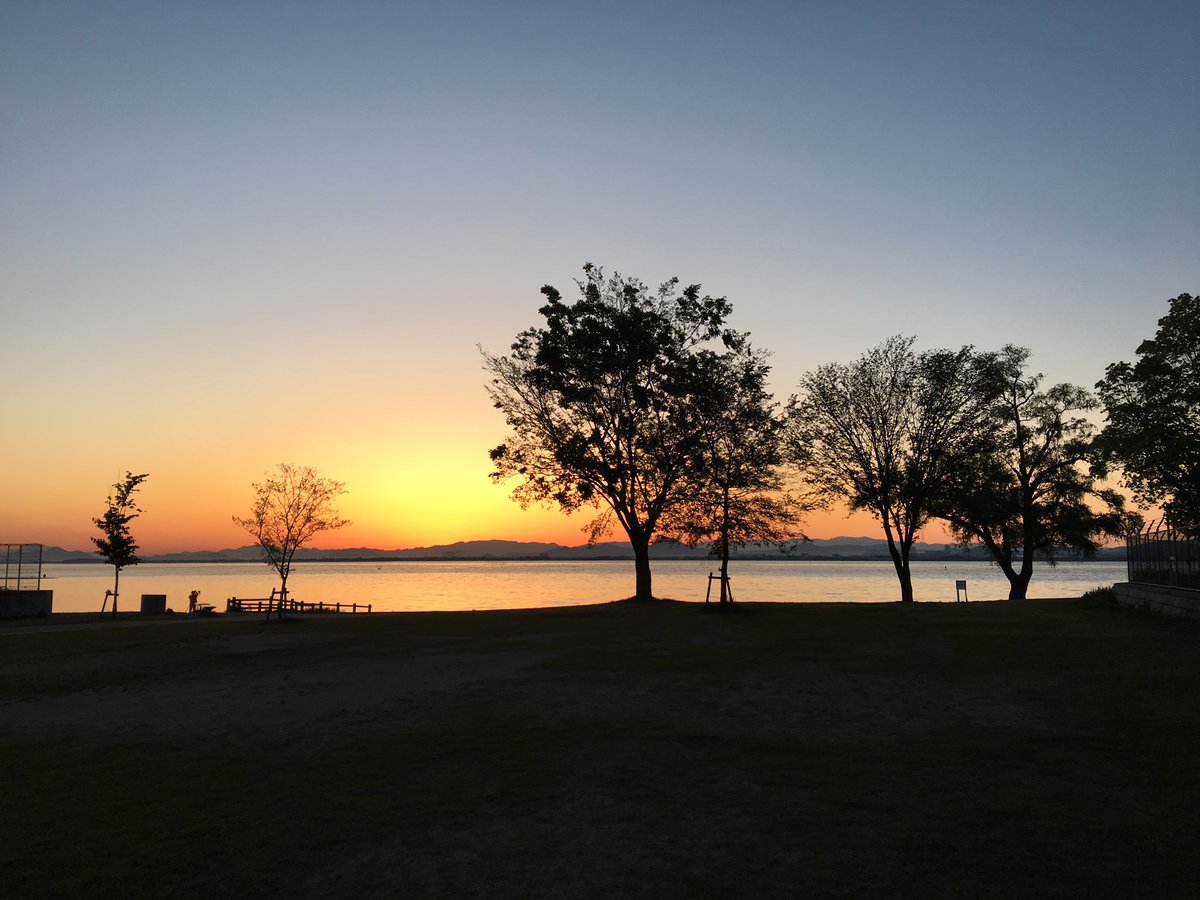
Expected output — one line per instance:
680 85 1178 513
706 571 733 604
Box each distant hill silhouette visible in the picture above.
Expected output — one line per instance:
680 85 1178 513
39 538 1128 563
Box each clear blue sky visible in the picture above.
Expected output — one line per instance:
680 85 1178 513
2 0 1197 551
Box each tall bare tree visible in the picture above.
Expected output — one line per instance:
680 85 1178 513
933 346 1126 599
484 263 745 601
234 464 350 619
788 336 998 603
93 471 149 616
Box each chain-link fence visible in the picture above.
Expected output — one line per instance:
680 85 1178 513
1127 526 1200 590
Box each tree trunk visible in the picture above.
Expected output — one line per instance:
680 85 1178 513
278 575 289 620
992 555 1019 598
1007 558 1034 600
1007 515 1037 600
719 550 731 604
882 530 915 603
896 563 915 604
976 534 1029 600
719 492 731 603
631 533 653 601
111 567 120 617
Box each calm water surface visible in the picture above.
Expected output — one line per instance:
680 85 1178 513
37 559 1128 614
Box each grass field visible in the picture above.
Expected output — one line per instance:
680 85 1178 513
2 596 1197 898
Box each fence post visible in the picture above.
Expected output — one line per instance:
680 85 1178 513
1128 523 1199 590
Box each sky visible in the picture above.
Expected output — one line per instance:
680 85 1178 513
2 0 1197 554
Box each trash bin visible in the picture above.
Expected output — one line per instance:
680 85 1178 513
140 593 167 614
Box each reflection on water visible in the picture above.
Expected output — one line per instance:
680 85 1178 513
38 559 1128 614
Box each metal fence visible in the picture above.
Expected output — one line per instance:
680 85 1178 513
1127 526 1200 590
2 543 45 591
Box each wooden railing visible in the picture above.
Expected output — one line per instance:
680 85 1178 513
225 597 373 614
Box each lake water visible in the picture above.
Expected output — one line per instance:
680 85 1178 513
33 558 1129 614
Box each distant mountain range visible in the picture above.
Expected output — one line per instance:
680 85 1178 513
39 537 1127 563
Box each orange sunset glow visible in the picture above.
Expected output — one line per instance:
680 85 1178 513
4 5 1194 895
7 424 948 556
3 2 1191 561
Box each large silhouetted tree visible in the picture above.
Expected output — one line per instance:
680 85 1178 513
788 336 998 603
657 347 808 603
484 263 745 601
933 346 1126 599
1096 293 1200 536
234 464 350 619
93 471 149 616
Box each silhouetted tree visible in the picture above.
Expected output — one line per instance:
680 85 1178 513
788 335 998 603
484 263 746 601
234 464 350 619
657 347 808 603
1096 293 1200 536
93 471 149 616
932 346 1126 599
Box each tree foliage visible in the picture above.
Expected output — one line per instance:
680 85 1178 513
933 346 1126 599
233 463 350 618
788 335 998 603
484 263 744 601
657 347 808 603
1096 293 1200 536
92 471 149 616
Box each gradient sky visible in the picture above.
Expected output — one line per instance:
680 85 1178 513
3 1 1197 554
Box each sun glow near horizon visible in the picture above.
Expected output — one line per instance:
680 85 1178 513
3 4 1189 557
7 446 953 555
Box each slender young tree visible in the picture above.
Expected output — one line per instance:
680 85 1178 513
933 346 1126 599
484 263 745 601
658 346 808 603
788 336 998 603
233 464 350 619
92 472 149 616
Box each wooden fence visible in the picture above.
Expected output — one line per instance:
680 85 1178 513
225 597 373 614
